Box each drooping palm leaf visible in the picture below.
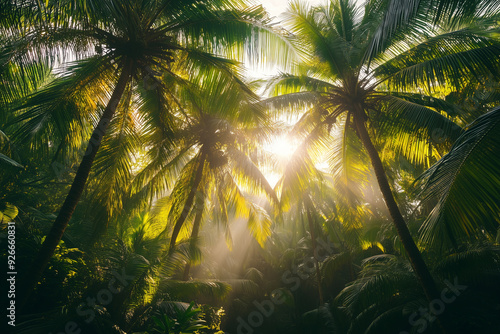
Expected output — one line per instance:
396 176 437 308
379 94 464 165
376 23 500 90
417 106 500 248
365 0 500 63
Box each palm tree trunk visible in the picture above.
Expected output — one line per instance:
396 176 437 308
19 59 133 310
168 155 205 253
353 112 450 333
182 197 204 280
305 197 324 306
353 113 439 297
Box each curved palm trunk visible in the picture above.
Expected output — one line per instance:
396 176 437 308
19 59 133 310
168 155 205 253
182 197 204 281
305 196 324 306
353 112 450 333
353 113 438 296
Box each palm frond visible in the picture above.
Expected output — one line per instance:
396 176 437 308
266 73 335 96
379 94 463 165
376 25 500 90
284 0 351 76
10 56 116 160
0 152 23 168
434 243 500 282
169 3 295 67
417 106 500 248
328 114 371 208
87 81 143 222
227 146 278 205
364 0 500 64
159 279 231 302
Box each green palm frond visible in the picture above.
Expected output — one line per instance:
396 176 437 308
174 239 204 267
327 0 361 43
266 73 335 96
132 144 193 206
432 0 500 25
163 156 205 238
227 146 278 204
328 114 371 207
335 255 418 316
0 152 23 168
213 173 256 229
224 278 261 297
166 2 295 66
10 56 116 159
88 82 144 222
382 91 466 117
274 149 322 210
260 91 320 118
284 0 352 77
159 279 231 302
376 24 500 90
434 243 500 282
247 203 273 247
417 106 500 248
0 46 50 114
365 0 500 63
379 94 463 165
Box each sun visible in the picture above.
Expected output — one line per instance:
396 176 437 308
265 134 300 161
262 134 301 186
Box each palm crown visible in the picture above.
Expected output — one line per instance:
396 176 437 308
12 0 290 306
265 0 500 320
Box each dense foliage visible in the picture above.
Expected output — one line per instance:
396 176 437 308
1 0 499 333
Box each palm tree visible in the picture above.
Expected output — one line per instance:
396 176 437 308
133 69 279 272
264 0 500 320
14 0 290 307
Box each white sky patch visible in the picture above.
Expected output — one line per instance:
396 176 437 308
244 0 328 81
260 0 327 20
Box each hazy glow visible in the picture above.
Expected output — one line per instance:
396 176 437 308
266 134 300 160
253 0 328 186
263 134 301 186
264 171 281 187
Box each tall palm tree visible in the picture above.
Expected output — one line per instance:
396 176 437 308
133 69 279 264
265 0 500 319
14 0 290 307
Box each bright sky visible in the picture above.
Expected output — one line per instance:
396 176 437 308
260 0 326 20
252 1 324 186
246 0 327 79
252 0 337 186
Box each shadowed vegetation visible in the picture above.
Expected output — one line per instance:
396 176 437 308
1 0 499 333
